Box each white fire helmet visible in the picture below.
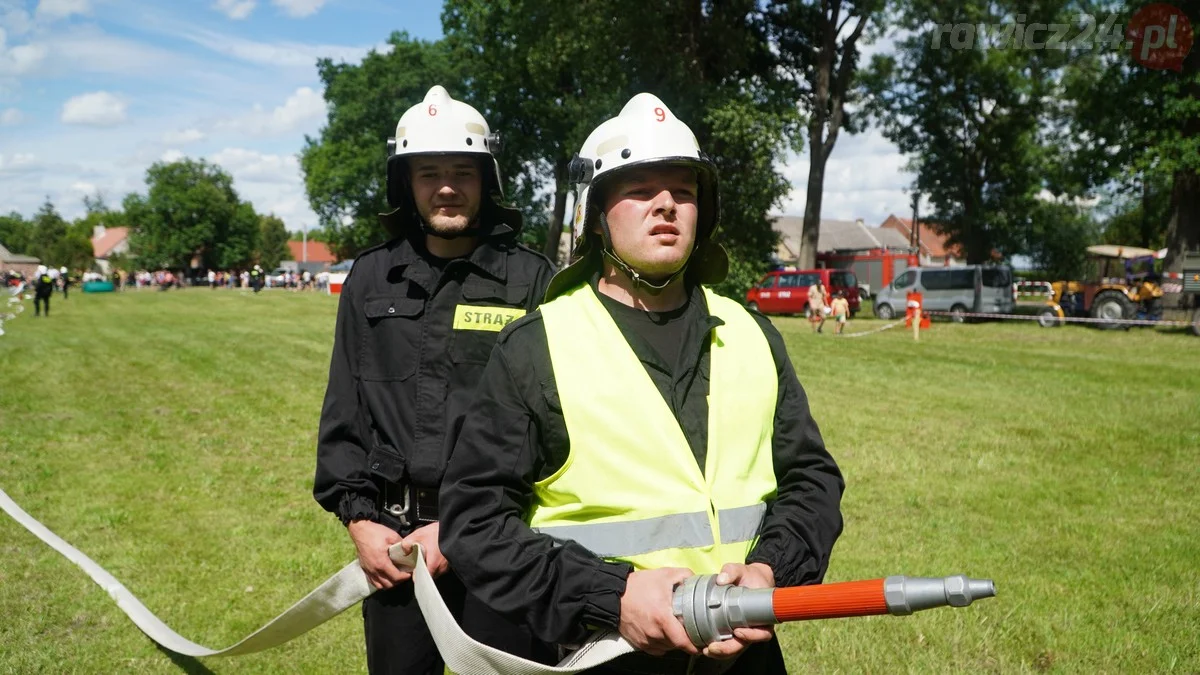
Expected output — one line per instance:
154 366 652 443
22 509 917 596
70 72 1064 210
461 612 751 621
386 85 503 210
565 93 724 286
36 265 47 276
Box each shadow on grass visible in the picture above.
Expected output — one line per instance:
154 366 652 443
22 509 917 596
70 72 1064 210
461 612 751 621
154 644 216 675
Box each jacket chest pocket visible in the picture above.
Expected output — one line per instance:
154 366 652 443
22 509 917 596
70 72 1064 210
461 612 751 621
361 297 424 381
450 281 530 365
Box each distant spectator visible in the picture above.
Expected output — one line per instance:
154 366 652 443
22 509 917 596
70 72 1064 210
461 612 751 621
829 291 850 335
808 279 828 333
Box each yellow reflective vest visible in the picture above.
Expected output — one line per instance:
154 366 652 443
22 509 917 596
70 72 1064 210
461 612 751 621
530 284 778 574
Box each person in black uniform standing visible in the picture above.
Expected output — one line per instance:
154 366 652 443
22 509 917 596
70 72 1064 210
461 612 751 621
33 265 54 317
438 94 844 674
313 85 556 675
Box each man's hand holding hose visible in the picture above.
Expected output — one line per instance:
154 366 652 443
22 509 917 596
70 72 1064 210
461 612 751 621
701 563 776 660
349 520 449 590
619 567 699 656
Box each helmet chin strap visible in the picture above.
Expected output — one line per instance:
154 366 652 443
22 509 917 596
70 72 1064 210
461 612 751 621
596 213 688 294
601 249 686 294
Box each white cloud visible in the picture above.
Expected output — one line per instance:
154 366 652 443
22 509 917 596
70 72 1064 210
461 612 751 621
35 0 90 21
213 0 256 20
0 41 47 75
207 147 314 227
0 25 193 81
182 27 377 68
214 86 326 137
209 147 300 183
0 106 21 125
778 128 916 227
70 180 96 194
271 0 327 18
160 149 185 163
61 91 128 126
0 152 37 172
162 128 205 144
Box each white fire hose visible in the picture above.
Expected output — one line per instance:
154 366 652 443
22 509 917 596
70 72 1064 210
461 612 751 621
3 487 994 672
0 487 633 672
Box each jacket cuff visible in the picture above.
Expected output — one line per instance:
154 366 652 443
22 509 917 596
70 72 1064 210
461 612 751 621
337 493 379 526
747 540 805 587
577 561 632 633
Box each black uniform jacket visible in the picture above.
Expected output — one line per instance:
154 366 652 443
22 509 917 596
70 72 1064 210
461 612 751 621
313 214 555 526
439 278 845 645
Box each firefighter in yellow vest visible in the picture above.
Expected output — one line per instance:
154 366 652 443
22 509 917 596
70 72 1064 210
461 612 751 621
440 94 844 674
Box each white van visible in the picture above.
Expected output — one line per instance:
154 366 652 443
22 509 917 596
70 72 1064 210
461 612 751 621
874 265 1014 321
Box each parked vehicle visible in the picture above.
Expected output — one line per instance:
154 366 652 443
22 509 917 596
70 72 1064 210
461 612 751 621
1039 245 1195 333
746 269 861 316
874 265 1015 321
817 249 917 301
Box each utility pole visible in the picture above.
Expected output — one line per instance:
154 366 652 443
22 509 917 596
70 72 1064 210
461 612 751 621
910 192 921 252
302 224 308 263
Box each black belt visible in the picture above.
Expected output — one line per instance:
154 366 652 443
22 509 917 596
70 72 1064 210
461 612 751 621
378 482 439 534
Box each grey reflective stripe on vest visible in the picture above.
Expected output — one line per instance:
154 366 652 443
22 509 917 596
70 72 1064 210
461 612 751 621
718 502 767 544
532 503 768 559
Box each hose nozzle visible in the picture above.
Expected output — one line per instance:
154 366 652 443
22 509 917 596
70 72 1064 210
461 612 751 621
672 573 996 647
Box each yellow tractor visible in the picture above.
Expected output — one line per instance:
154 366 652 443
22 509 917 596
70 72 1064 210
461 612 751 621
1037 245 1165 330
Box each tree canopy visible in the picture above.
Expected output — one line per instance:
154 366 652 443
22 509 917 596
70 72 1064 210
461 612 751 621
124 159 261 271
302 1 812 297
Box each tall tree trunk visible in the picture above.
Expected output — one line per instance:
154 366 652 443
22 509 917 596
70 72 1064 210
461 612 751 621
798 3 870 270
1163 169 1200 275
1165 46 1200 274
543 157 569 264
800 148 825 269
798 4 835 271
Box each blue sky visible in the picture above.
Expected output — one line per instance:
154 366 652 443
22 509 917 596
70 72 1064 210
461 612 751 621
0 0 918 233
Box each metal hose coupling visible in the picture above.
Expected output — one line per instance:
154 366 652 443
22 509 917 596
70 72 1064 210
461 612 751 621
672 574 996 647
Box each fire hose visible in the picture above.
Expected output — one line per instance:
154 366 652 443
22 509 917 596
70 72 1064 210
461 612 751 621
1 487 995 672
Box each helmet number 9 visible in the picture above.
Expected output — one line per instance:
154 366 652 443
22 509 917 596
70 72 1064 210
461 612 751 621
428 104 438 116
654 107 665 122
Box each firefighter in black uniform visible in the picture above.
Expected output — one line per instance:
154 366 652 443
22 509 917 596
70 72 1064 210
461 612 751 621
313 85 556 675
34 266 55 317
250 265 264 293
438 94 844 674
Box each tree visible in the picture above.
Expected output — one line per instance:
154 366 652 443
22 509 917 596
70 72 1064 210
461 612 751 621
768 0 885 269
442 0 802 296
1026 200 1100 280
125 159 252 270
0 211 32 254
216 201 262 270
303 2 803 299
1061 1 1200 275
442 0 630 260
51 232 95 272
1097 175 1171 248
72 191 127 235
30 199 69 264
258 214 292 270
864 0 1075 263
300 34 461 259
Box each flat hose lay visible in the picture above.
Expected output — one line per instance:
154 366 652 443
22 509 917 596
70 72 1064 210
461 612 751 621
2 487 995 669
0 487 634 672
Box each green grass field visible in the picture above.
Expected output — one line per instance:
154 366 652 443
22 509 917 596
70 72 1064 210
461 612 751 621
1 288 1198 673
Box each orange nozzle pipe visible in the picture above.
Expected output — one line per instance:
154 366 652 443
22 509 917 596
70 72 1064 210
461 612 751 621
771 578 889 622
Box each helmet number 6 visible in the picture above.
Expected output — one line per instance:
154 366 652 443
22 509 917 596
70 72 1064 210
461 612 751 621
428 104 438 116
